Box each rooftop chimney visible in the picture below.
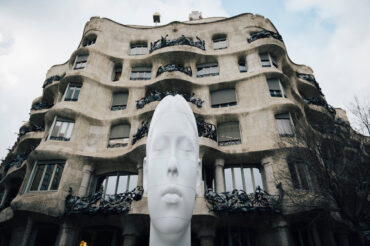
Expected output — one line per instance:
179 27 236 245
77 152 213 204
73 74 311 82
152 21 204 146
153 12 161 25
189 11 202 21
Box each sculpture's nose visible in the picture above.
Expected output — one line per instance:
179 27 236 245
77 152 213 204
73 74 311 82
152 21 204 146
167 156 178 177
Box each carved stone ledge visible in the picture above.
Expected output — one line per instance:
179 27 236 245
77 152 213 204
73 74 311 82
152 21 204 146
247 30 283 43
205 187 280 213
136 90 203 109
156 64 192 77
64 186 144 215
150 35 205 53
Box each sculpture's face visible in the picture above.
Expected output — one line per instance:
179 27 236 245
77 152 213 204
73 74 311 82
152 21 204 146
144 96 199 235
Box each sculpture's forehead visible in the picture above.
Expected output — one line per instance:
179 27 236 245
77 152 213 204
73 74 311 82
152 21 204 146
151 113 195 136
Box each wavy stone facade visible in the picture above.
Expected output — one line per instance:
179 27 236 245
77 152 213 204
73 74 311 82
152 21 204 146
0 13 367 246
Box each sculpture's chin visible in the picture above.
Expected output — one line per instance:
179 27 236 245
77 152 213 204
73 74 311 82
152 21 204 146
152 217 190 235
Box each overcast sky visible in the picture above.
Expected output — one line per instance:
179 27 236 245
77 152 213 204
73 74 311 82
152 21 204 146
0 0 369 159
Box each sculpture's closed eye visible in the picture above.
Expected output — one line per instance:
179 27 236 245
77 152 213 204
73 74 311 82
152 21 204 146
178 138 194 152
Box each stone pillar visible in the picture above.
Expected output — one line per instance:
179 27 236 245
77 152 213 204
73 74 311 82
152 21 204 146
122 217 138 246
261 156 278 194
56 222 78 246
78 164 94 197
271 217 293 246
199 228 215 246
214 158 225 193
246 52 261 73
0 188 8 207
137 162 143 187
20 217 33 246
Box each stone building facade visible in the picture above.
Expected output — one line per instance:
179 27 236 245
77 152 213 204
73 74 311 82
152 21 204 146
0 13 368 246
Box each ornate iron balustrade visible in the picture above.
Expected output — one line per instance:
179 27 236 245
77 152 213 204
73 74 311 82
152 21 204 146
64 186 143 215
1 146 36 178
150 35 205 53
156 64 192 77
296 72 324 95
31 100 53 110
218 139 242 146
19 123 44 137
303 96 336 115
136 90 203 109
42 74 65 88
205 187 280 213
196 118 217 141
132 121 149 145
247 30 283 43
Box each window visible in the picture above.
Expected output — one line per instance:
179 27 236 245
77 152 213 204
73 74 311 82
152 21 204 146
224 165 264 193
95 172 138 198
267 79 286 97
112 64 122 81
49 117 75 141
130 66 152 80
238 59 247 73
217 122 241 146
73 55 88 70
260 53 278 68
210 88 237 108
111 92 128 111
196 63 219 77
130 43 148 55
213 36 227 50
288 161 312 190
27 161 65 192
63 83 82 101
82 34 97 47
108 124 130 148
275 113 294 137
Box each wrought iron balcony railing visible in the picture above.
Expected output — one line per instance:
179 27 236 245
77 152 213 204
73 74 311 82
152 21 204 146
150 35 205 53
1 146 36 179
64 186 143 215
205 187 280 213
19 123 44 137
42 73 65 88
156 64 192 77
136 90 203 109
132 121 149 145
31 101 53 111
303 96 336 115
247 30 283 43
196 118 217 141
296 72 324 95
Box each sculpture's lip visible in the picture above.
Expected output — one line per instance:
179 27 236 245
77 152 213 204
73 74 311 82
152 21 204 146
161 185 182 197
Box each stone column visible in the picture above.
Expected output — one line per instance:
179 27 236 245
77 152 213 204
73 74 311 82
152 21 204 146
199 228 215 246
137 162 143 187
56 222 78 246
311 222 322 246
78 164 94 197
0 188 8 207
122 217 138 246
20 217 33 246
246 52 261 73
261 156 278 194
214 158 225 193
271 217 293 246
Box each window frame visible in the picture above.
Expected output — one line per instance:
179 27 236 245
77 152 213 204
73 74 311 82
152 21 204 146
111 92 128 111
94 172 138 198
73 55 88 70
130 66 152 80
82 35 97 47
260 52 278 68
238 59 247 73
275 112 295 137
217 121 242 146
210 88 238 108
288 161 313 190
48 116 75 141
223 165 264 193
112 65 122 82
108 123 131 148
63 83 82 101
25 160 65 192
267 78 287 98
196 62 219 78
213 36 227 50
129 43 148 56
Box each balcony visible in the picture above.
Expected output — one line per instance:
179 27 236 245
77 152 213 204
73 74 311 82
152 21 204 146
156 64 192 77
297 72 323 95
19 123 44 137
64 186 143 215
42 74 65 88
205 187 280 213
247 30 283 43
149 35 205 53
31 100 53 111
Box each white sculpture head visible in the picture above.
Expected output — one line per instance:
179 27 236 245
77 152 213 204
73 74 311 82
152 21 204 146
144 95 200 246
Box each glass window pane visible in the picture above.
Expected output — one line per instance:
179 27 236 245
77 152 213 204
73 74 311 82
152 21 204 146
253 168 263 189
30 165 45 191
224 168 233 191
59 122 67 137
243 168 254 193
65 122 74 139
233 168 243 190
72 87 81 101
96 176 107 193
50 164 64 190
106 176 117 195
65 87 74 100
117 175 128 193
51 121 61 138
128 175 138 191
40 165 54 190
